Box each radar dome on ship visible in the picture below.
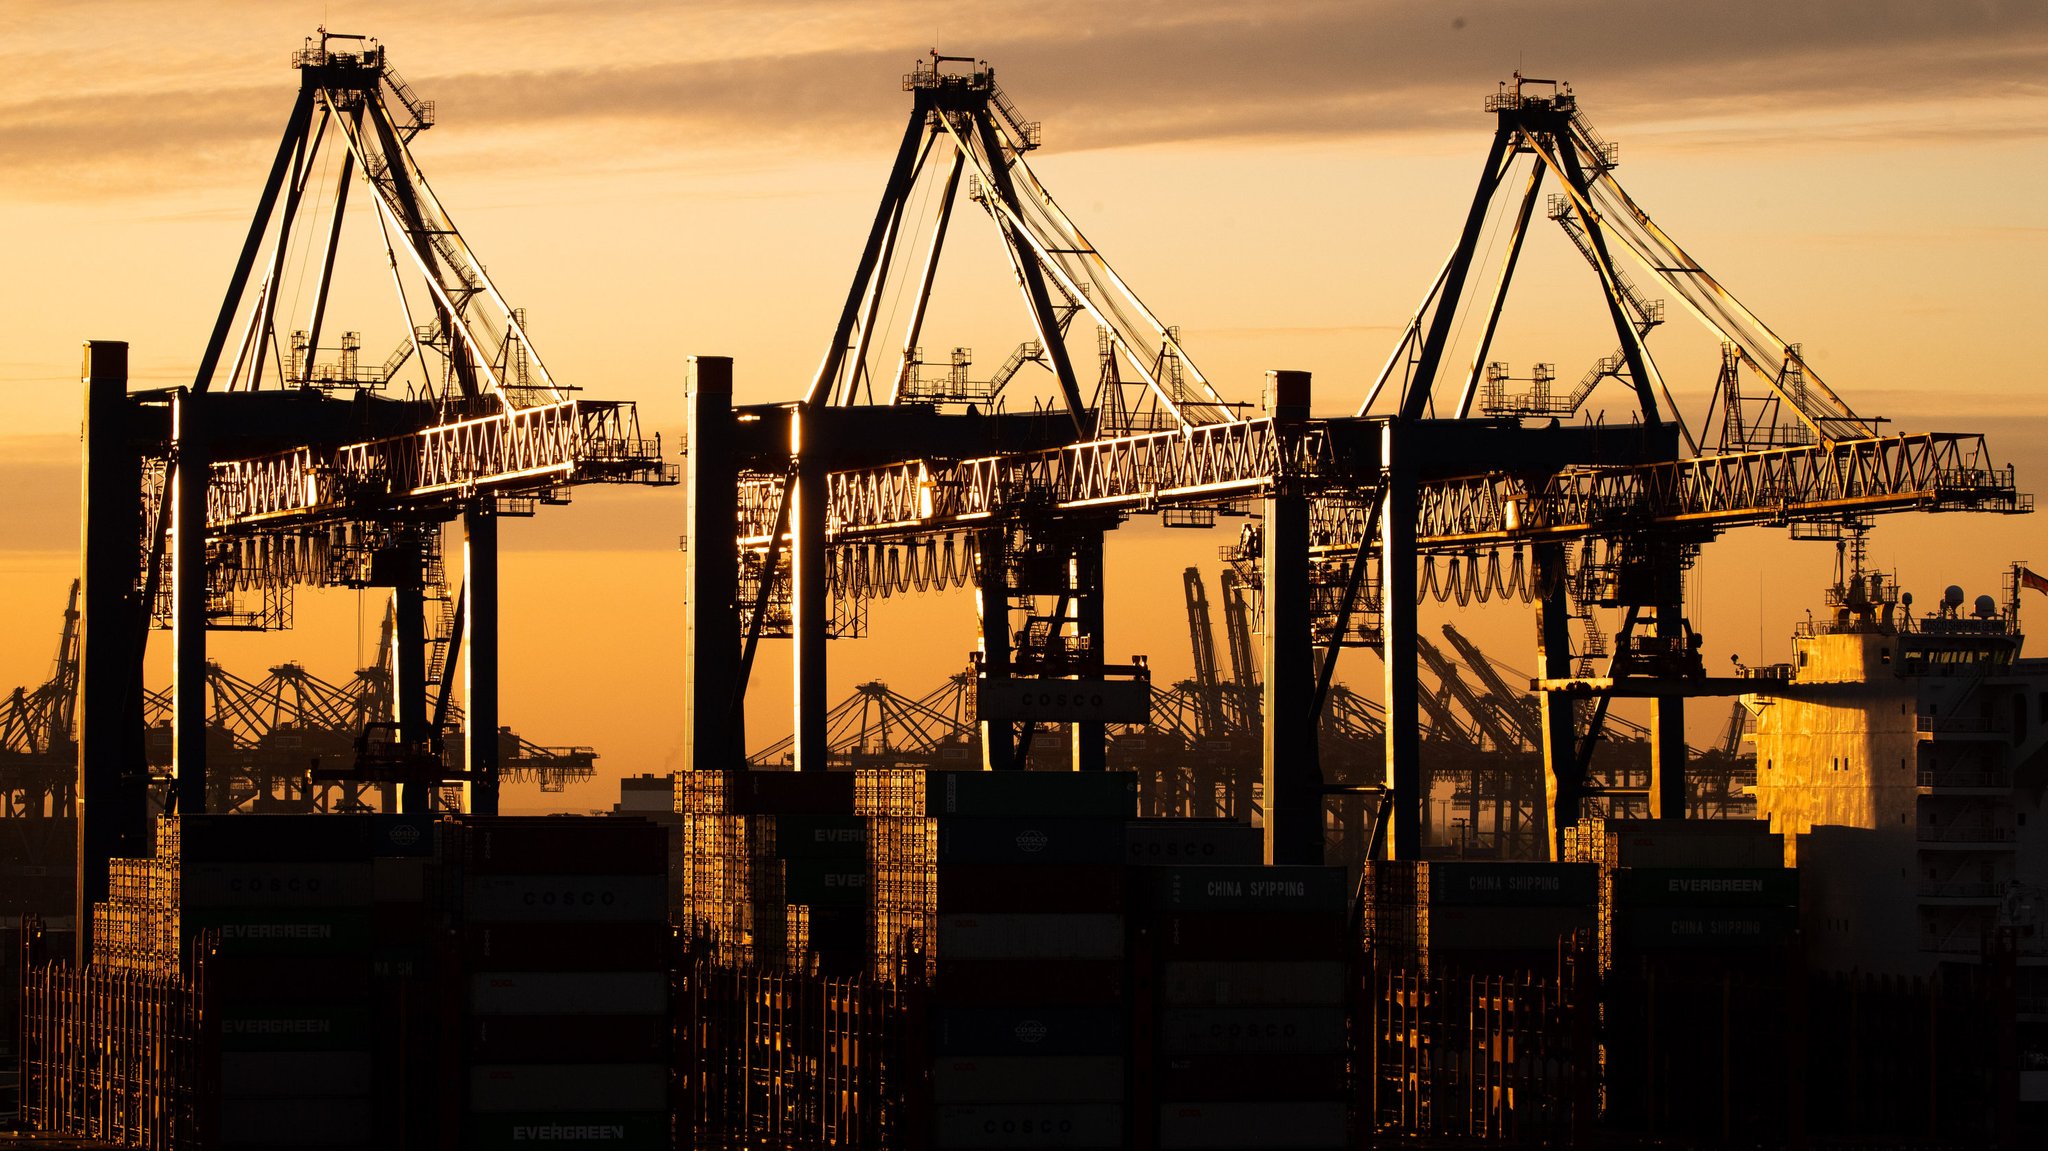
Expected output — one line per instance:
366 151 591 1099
1944 585 1966 609
1975 594 1998 619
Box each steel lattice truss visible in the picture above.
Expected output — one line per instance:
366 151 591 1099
742 423 2023 554
164 30 675 608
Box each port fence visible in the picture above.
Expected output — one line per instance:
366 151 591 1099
15 915 216 1151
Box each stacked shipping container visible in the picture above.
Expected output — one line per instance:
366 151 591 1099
181 813 436 1150
1361 860 1597 975
1135 864 1351 1151
920 770 1138 1151
448 817 672 1151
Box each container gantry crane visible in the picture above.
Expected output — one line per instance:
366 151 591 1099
77 30 674 962
687 58 2028 867
0 582 81 820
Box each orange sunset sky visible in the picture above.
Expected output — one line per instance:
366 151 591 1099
2 1 2045 813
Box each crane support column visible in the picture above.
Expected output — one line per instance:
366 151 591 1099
78 341 150 966
977 529 1017 772
1534 542 1579 860
464 507 500 816
1070 530 1107 772
1381 418 1423 859
394 545 429 813
171 388 210 817
1650 578 1688 818
684 356 740 774
791 406 829 772
1263 371 1320 865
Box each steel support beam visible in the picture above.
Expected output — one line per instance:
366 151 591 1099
1070 530 1107 772
686 357 742 775
1381 419 1422 859
172 390 210 817
977 528 1017 772
464 507 499 815
77 342 149 966
1263 372 1320 865
1534 543 1579 860
792 407 829 772
1650 590 1688 819
393 542 429 813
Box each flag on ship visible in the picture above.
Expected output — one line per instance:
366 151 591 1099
2021 566 2048 596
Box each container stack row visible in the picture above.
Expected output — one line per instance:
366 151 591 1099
1361 860 1598 976
181 813 435 1150
678 769 861 972
1135 863 1351 1151
447 816 673 1151
922 770 1137 1151
1563 817 1794 971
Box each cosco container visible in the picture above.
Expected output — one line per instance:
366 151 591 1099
1124 821 1261 866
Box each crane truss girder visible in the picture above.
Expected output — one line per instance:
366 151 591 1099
739 418 2020 556
208 399 675 533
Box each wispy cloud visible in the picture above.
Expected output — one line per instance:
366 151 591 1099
4 1 2043 199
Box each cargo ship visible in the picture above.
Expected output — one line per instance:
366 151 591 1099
1746 553 2048 1103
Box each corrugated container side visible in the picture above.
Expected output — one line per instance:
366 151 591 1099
1159 961 1345 1007
932 959 1125 1007
937 818 1127 866
1155 1100 1347 1150
462 921 671 971
1419 861 1597 907
463 1112 670 1151
219 1050 373 1096
462 875 667 923
932 1055 1126 1103
934 1006 1126 1057
924 770 1138 818
1137 865 1348 914
467 1063 669 1112
465 1014 669 1063
1124 821 1262 866
1155 1053 1348 1101
468 971 668 1016
216 1096 374 1148
1614 904 1799 950
932 1102 1124 1150
937 864 1126 913
1150 911 1348 961
938 913 1125 960
1156 1007 1347 1055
